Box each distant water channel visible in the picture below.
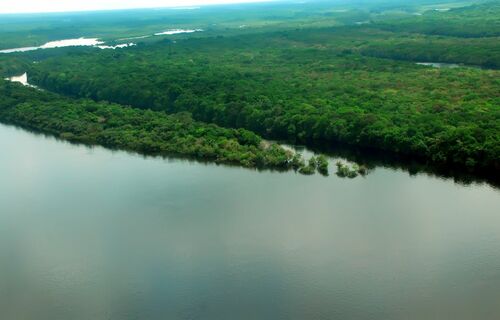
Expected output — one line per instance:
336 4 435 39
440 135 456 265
0 29 204 54
0 38 105 53
416 62 461 68
416 62 483 69
1 122 499 320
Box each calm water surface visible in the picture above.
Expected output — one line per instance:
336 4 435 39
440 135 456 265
1 123 499 320
416 62 484 69
0 38 104 53
0 29 203 53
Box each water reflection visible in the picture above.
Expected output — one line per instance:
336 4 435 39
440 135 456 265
416 62 483 69
0 38 104 54
0 123 499 320
4 72 39 89
154 29 204 36
279 140 499 189
0 38 137 54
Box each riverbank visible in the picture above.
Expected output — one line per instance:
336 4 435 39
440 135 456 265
0 80 324 174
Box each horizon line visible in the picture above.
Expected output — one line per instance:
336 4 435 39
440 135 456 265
0 0 282 15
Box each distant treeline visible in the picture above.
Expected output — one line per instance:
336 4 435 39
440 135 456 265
374 2 500 38
359 35 500 69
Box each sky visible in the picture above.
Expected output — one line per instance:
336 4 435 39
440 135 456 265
0 0 276 14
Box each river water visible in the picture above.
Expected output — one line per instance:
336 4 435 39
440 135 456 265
0 29 203 53
0 38 104 54
0 123 499 320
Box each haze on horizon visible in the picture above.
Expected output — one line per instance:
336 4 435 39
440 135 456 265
0 0 276 14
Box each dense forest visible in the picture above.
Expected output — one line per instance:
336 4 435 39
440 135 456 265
25 35 500 175
0 0 498 180
375 2 500 37
0 80 316 172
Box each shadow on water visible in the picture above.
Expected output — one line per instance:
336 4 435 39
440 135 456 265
2 121 498 189
0 122 293 174
294 140 500 189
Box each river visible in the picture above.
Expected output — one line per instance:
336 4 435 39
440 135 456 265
0 29 204 54
0 123 499 320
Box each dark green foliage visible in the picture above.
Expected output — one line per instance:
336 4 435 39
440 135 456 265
360 35 500 69
357 164 369 176
316 155 329 176
375 2 500 38
291 153 306 171
336 161 358 179
23 25 499 175
0 56 30 76
298 155 329 175
299 157 317 175
0 81 308 171
0 1 498 179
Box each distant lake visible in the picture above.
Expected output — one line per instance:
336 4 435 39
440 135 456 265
0 38 104 53
5 73 29 86
154 29 204 36
417 62 460 68
416 62 483 69
120 29 205 40
0 29 203 53
0 122 499 320
4 72 40 89
0 38 137 53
